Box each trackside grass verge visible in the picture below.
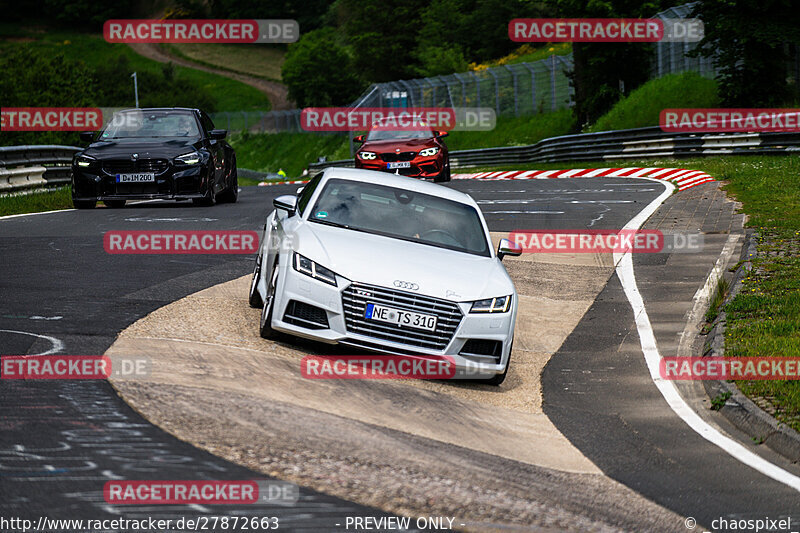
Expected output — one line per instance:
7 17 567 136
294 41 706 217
0 187 74 217
474 155 800 433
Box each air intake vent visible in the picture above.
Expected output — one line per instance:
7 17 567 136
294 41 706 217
283 300 329 330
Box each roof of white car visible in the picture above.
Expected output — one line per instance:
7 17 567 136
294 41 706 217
322 167 475 206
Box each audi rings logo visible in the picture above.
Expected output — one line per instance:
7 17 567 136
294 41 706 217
393 280 419 291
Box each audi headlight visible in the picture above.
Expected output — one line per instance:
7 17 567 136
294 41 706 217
358 151 377 160
175 151 202 165
470 295 512 313
75 155 96 168
419 147 439 157
293 253 338 286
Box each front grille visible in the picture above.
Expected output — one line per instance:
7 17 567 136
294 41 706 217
284 300 329 330
102 159 170 175
460 339 503 363
342 282 462 351
380 151 417 162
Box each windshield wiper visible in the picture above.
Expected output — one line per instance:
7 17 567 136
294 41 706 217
311 218 351 229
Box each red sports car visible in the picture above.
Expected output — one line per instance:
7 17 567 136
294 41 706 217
353 123 450 182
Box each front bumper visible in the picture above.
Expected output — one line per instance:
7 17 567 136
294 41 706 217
268 263 514 378
71 163 211 201
355 154 448 179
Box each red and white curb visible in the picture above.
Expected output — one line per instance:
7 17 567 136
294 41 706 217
452 168 715 191
257 168 715 192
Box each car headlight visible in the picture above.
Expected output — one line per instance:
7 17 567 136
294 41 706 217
293 253 338 286
419 147 439 157
175 151 202 165
75 155 96 168
358 151 377 160
470 295 512 313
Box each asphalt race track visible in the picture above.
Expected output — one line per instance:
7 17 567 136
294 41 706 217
2 178 799 531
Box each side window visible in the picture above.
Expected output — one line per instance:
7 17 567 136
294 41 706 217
297 174 323 215
200 112 215 135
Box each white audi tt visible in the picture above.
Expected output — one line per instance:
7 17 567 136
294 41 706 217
248 167 521 384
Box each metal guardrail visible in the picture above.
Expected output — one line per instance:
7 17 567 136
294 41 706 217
0 145 80 193
307 127 800 176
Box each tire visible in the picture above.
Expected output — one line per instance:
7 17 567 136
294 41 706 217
193 176 216 206
217 166 238 204
248 252 263 308
482 341 511 386
103 200 126 208
434 166 451 183
72 199 96 209
259 255 280 339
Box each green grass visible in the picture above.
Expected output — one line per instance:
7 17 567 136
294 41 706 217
589 72 720 132
231 111 577 176
163 43 285 81
0 187 74 217
0 30 271 112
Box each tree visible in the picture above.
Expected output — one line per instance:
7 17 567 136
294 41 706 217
281 28 365 107
691 0 800 106
554 0 664 129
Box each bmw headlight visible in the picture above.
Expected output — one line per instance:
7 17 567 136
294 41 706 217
358 151 377 160
419 147 439 157
75 155 96 168
293 253 338 286
470 295 512 313
175 151 202 165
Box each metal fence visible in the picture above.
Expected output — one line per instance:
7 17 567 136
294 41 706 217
652 2 717 78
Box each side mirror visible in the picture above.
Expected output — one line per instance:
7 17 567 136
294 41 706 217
436 131 449 138
273 194 297 215
353 135 365 143
210 129 227 140
79 131 96 143
497 238 523 261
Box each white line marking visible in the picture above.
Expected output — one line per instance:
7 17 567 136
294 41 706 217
613 178 800 492
0 209 76 221
0 329 64 355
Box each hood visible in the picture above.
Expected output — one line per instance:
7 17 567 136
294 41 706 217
82 137 202 159
293 221 514 302
360 137 437 153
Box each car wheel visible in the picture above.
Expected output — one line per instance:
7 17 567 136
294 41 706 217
72 199 96 209
482 341 511 386
193 177 216 206
259 255 280 339
248 252 263 308
217 167 238 204
103 200 126 208
434 166 450 183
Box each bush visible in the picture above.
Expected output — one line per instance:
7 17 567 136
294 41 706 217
589 72 720 132
281 28 365 107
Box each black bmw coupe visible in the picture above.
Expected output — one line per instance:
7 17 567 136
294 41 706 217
71 107 238 208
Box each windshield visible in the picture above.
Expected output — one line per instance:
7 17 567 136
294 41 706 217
366 129 434 141
309 179 490 257
101 111 201 139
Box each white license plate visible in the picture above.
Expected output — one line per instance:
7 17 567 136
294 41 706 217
387 162 411 169
116 173 155 183
365 303 437 332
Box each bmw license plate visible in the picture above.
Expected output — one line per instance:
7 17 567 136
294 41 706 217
387 162 411 169
116 173 155 183
365 303 437 332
